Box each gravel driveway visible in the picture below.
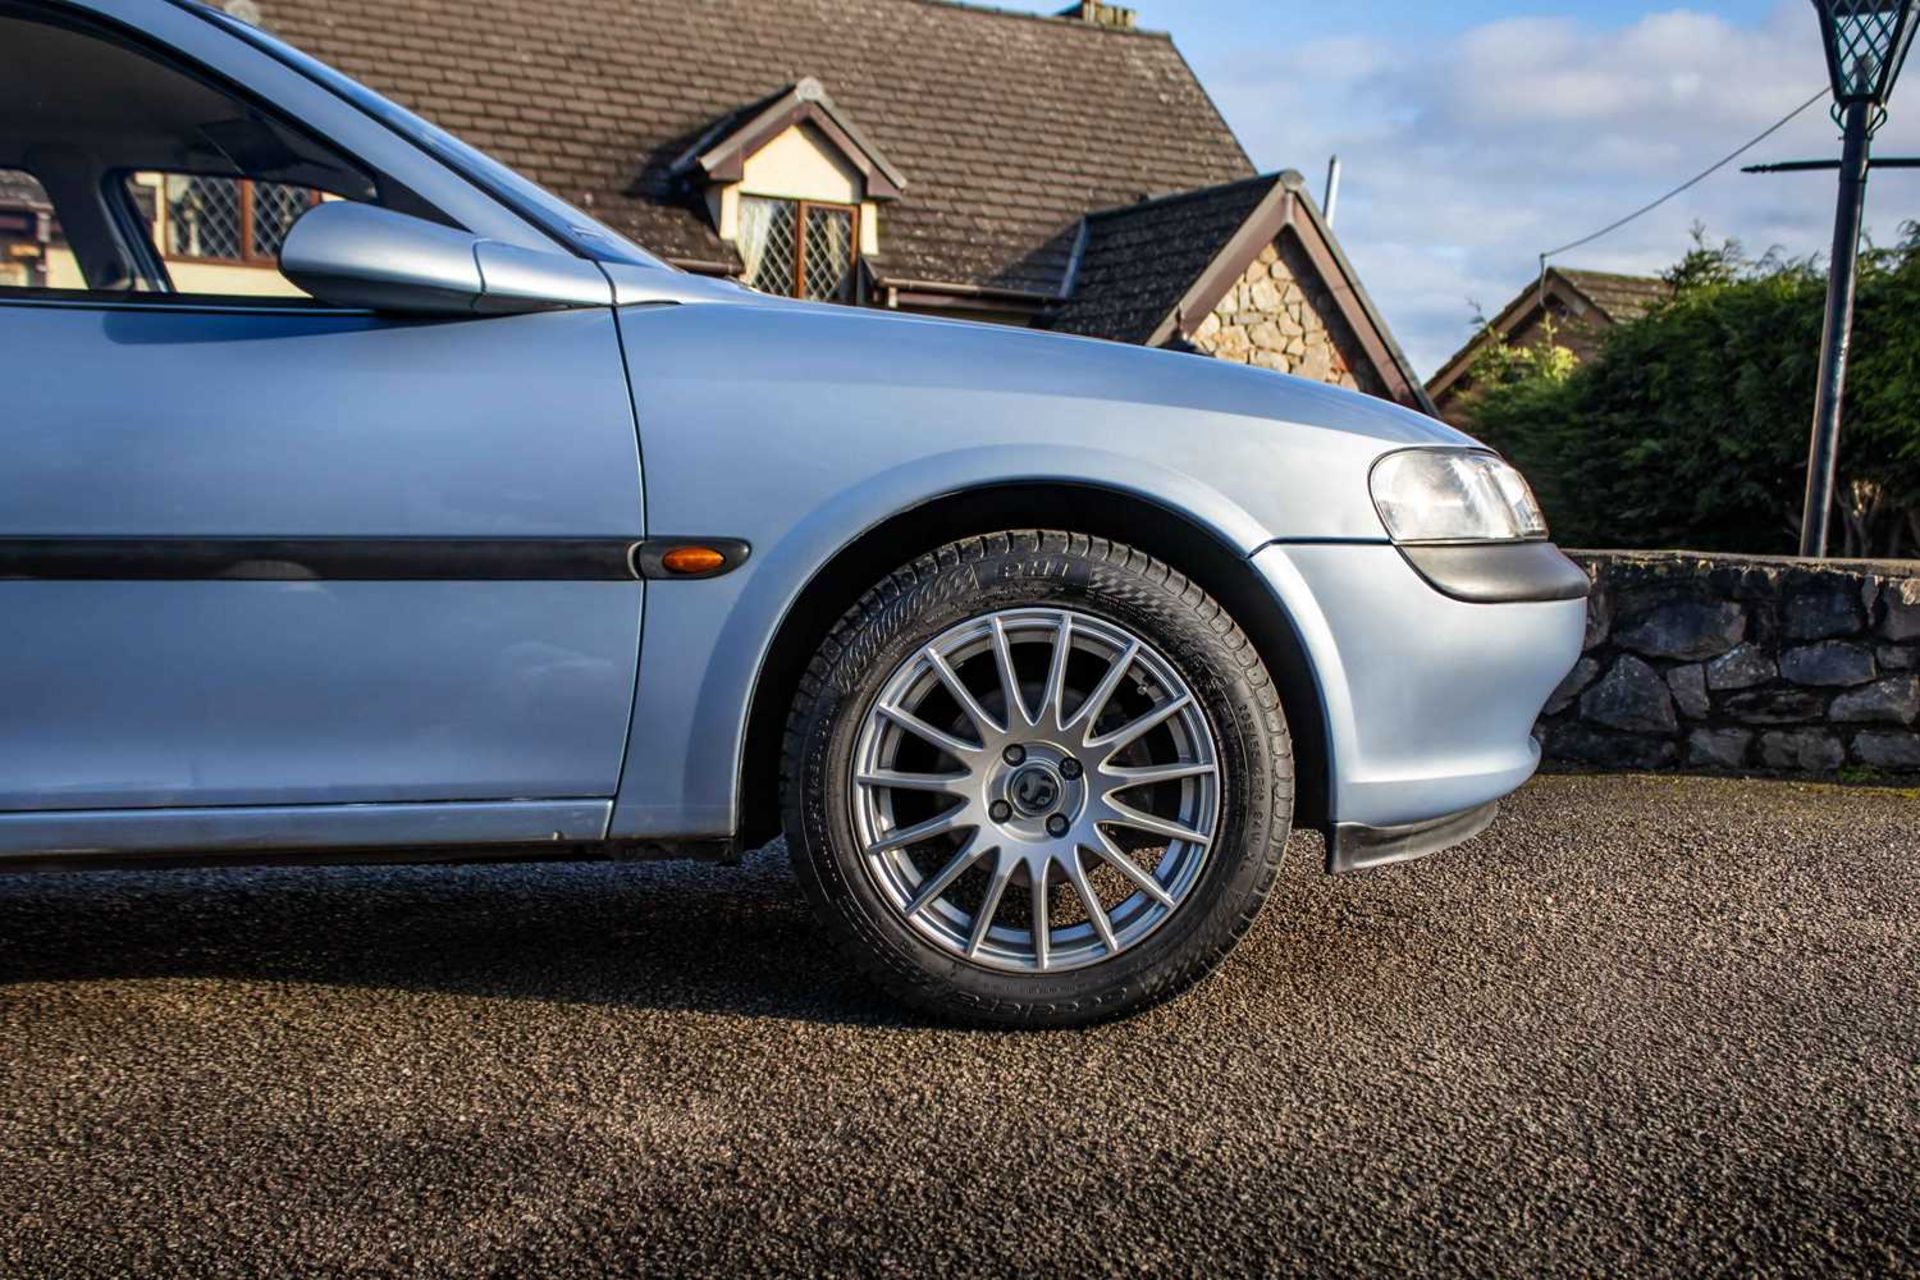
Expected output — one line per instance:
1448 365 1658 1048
1 774 1915 1277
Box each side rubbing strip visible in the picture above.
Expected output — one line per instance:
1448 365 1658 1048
0 539 643 581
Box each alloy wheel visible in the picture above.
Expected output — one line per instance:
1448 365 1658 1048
850 607 1222 974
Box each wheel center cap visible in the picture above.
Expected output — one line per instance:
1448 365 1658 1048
1008 763 1063 816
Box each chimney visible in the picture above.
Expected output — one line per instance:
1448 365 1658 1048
1056 2 1137 30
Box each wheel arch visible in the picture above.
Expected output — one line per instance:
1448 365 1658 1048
735 482 1333 850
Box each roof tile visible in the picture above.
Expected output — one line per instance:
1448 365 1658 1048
256 0 1253 293
1049 175 1280 345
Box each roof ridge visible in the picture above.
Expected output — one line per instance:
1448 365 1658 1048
1427 267 1673 403
902 0 1173 39
1554 266 1665 284
1085 172 1284 221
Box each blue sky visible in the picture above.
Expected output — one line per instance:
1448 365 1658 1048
994 1 1920 376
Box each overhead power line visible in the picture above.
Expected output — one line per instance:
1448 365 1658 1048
1539 86 1830 267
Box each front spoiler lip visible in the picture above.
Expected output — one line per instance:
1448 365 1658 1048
1325 800 1500 874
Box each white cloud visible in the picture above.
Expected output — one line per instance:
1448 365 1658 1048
1202 1 1920 376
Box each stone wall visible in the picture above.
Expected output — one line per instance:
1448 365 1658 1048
1540 552 1920 775
1186 235 1388 399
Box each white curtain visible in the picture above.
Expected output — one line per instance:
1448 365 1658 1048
735 195 774 288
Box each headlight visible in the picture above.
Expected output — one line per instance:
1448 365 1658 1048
1369 449 1548 543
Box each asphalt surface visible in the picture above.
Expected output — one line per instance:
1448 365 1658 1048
1 773 1916 1277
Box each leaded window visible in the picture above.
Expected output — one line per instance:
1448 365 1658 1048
737 195 859 304
146 174 321 263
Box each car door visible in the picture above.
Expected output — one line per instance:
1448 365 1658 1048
0 2 644 851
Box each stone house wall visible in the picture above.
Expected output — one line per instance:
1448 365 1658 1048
1186 236 1388 398
1539 552 1920 775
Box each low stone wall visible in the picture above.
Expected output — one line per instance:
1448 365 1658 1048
1539 551 1920 775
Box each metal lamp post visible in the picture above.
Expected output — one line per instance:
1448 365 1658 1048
1799 0 1919 557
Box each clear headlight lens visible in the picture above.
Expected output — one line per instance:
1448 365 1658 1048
1369 449 1548 543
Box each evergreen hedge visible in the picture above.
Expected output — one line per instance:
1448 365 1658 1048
1457 229 1920 558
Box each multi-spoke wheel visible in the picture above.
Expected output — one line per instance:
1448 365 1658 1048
784 531 1293 1027
853 608 1220 974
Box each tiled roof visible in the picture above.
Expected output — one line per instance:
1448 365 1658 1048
1426 266 1673 407
1046 171 1432 411
1049 174 1280 345
254 0 1255 295
0 170 50 211
1555 269 1671 325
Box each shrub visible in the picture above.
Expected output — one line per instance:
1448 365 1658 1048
1457 229 1920 557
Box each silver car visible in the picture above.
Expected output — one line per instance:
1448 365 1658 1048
0 0 1587 1025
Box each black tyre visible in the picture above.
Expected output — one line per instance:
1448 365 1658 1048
782 530 1294 1027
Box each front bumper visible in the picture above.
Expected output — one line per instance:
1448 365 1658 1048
1252 541 1587 860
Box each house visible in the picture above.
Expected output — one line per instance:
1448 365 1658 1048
0 0 1430 410
0 171 51 289
1426 267 1672 422
1051 171 1421 402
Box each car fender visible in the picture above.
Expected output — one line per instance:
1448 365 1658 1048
607 442 1277 839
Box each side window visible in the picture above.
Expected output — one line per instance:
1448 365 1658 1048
0 8 444 303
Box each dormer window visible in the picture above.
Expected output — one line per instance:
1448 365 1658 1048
738 196 858 302
671 77 905 307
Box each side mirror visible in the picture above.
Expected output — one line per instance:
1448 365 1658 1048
278 202 611 315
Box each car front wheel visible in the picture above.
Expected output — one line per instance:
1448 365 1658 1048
782 530 1293 1027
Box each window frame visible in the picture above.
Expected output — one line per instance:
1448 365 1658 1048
798 199 860 305
741 195 861 305
142 173 325 268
